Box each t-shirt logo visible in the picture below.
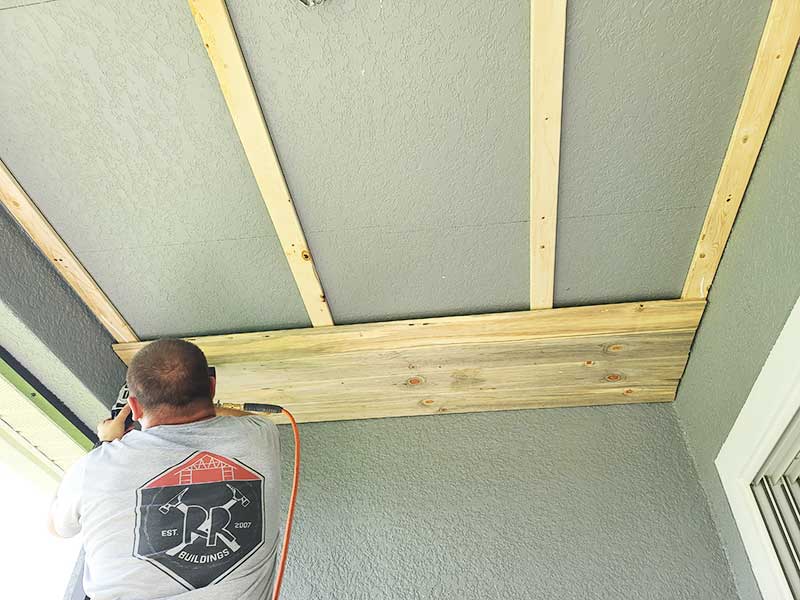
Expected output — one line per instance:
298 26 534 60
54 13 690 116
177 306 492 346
134 451 265 589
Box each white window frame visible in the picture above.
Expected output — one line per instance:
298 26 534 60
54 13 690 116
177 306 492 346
717 296 800 600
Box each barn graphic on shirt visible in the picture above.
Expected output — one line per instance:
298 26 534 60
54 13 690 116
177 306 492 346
134 451 265 590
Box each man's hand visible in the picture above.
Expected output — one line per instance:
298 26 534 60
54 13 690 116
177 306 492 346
97 403 133 442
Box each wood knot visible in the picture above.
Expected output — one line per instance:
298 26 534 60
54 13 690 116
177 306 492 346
584 360 595 366
623 388 635 396
407 376 424 386
421 399 434 405
606 373 622 382
607 344 623 352
301 250 311 261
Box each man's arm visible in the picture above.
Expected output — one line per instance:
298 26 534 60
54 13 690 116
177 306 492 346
48 405 133 538
49 456 86 538
47 510 63 537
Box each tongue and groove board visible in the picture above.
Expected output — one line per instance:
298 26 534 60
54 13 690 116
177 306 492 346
114 299 704 425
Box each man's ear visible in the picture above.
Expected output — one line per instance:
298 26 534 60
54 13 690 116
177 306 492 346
129 396 144 422
209 376 216 402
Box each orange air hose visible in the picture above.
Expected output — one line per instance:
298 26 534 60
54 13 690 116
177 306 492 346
272 408 300 600
241 403 300 600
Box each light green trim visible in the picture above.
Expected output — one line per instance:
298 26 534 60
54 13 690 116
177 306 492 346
0 357 93 451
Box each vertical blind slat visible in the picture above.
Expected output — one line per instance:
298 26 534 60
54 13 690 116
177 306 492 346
774 477 800 563
788 479 800 515
753 479 800 598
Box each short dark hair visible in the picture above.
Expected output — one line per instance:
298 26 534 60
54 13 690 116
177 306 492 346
127 339 211 413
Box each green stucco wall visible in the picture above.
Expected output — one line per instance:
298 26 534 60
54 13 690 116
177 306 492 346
275 404 737 599
674 61 800 600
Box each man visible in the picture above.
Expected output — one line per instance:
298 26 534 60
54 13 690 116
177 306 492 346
50 339 281 599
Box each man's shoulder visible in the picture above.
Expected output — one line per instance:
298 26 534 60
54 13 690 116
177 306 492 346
60 451 91 485
204 416 280 444
215 415 278 431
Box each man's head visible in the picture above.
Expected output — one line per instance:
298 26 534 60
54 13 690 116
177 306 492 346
126 339 216 426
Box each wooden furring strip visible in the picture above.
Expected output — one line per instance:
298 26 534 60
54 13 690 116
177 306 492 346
188 0 333 326
530 0 568 309
115 300 704 425
682 0 800 299
0 160 138 343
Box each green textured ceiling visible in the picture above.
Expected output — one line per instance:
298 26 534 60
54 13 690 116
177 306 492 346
0 0 770 336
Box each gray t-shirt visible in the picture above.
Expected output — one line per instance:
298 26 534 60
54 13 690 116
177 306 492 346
52 416 281 600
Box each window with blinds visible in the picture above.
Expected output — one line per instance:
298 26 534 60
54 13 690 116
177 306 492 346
752 412 800 599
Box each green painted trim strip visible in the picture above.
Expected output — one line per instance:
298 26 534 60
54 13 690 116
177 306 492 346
0 357 93 452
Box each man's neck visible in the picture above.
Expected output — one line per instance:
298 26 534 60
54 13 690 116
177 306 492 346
141 405 216 429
